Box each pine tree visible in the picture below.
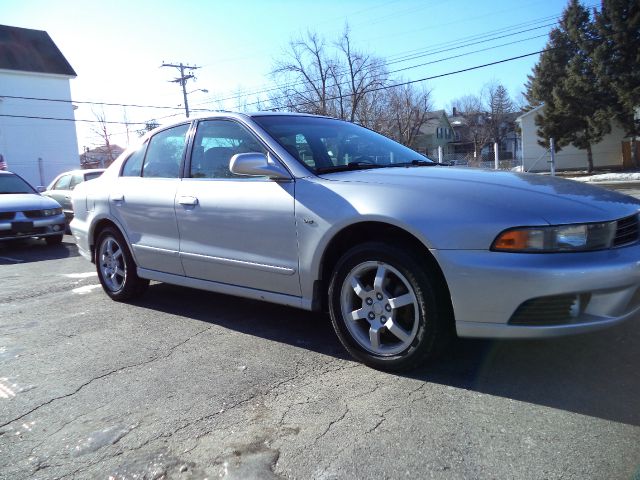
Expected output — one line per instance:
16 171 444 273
525 0 611 172
593 0 640 167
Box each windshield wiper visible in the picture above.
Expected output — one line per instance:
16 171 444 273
316 161 387 174
387 159 442 167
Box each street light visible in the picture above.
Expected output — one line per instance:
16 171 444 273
182 88 209 118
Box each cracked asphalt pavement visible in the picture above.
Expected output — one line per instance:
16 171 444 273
1 230 640 479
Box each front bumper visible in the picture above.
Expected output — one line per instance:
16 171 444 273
0 214 66 241
433 243 640 338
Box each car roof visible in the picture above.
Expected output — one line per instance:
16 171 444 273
53 168 106 176
160 111 333 126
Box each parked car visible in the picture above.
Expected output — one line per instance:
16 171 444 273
70 113 640 371
0 170 66 245
42 169 105 225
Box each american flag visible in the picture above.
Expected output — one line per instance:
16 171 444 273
0 154 6 171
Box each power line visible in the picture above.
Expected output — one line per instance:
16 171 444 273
255 48 551 111
0 17 555 114
0 94 186 111
241 44 549 110
0 48 550 127
0 114 148 125
190 18 558 109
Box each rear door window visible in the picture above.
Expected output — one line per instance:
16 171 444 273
122 145 147 177
142 124 189 178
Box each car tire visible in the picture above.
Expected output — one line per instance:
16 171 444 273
45 234 63 246
95 226 149 301
328 242 452 372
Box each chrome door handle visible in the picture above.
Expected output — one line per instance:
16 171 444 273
178 196 198 206
111 193 124 202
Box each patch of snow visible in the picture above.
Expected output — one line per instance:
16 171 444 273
569 172 640 183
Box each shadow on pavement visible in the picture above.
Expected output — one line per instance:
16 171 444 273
136 282 640 427
0 235 78 264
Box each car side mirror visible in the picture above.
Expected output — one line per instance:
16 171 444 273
36 186 46 193
229 152 291 180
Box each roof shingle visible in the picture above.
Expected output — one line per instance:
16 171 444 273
0 24 76 76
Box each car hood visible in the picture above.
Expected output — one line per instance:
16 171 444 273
0 193 61 212
317 166 640 225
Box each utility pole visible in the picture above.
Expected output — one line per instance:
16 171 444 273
161 62 200 118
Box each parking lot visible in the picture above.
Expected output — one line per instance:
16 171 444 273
1 185 640 479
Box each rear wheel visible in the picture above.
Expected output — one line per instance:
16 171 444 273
328 242 452 371
96 227 149 301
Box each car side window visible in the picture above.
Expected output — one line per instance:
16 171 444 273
142 124 189 178
190 120 267 179
53 174 71 190
69 174 83 190
121 144 147 177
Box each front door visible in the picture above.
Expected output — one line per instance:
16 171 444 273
175 119 300 296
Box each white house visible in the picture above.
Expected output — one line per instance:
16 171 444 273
0 24 79 187
517 105 625 172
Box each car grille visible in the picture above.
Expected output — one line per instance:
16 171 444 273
509 294 590 326
23 210 47 219
614 214 640 247
0 212 15 220
26 209 62 219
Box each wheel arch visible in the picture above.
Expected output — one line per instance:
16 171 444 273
314 221 453 316
90 218 130 264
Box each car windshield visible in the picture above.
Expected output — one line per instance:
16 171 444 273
252 115 434 174
0 174 37 194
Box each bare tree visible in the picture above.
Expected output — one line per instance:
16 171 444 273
91 108 118 166
136 120 160 138
269 28 435 150
384 83 433 149
270 26 389 124
334 26 388 123
449 94 490 161
271 31 335 115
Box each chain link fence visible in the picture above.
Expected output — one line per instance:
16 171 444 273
423 149 523 171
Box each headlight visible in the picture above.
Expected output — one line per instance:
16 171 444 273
42 208 63 217
492 221 617 252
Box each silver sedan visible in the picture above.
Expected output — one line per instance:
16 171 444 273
70 113 640 371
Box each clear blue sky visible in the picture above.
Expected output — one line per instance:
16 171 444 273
1 0 589 151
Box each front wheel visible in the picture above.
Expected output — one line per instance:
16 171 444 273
328 242 452 371
96 227 149 301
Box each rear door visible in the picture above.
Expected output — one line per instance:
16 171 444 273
109 123 190 275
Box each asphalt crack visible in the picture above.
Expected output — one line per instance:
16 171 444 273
0 325 213 430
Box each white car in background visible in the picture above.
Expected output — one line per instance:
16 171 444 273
42 168 105 226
